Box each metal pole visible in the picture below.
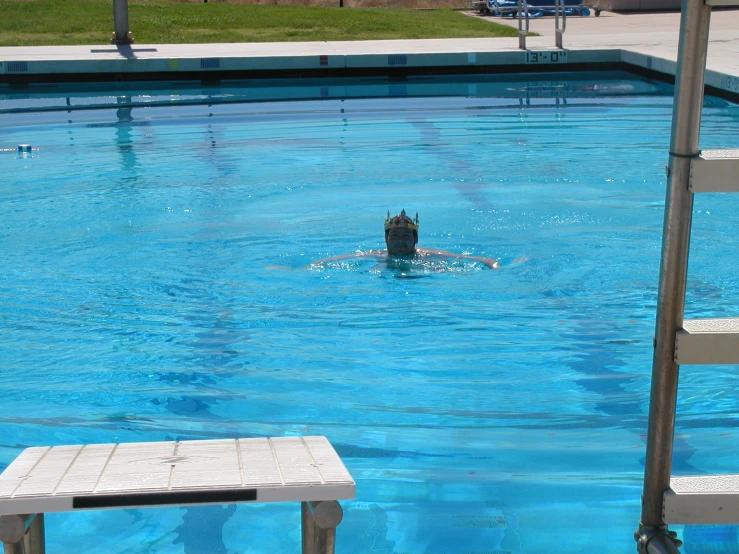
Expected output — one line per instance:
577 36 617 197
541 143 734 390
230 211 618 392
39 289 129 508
554 0 563 49
314 526 336 554
557 0 566 49
301 501 342 554
301 502 316 554
24 515 44 554
111 0 134 45
0 514 38 554
517 0 529 50
2 541 24 554
637 0 711 541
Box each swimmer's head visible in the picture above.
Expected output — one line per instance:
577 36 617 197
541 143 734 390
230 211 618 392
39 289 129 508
384 209 419 255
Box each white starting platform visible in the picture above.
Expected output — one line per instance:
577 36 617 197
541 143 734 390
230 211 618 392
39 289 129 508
0 436 355 554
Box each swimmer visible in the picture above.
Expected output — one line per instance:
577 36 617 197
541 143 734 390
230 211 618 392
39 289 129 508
305 210 500 269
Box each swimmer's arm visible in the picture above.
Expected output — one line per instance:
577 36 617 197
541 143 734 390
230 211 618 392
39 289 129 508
419 248 500 269
463 255 500 270
267 250 383 270
305 250 384 268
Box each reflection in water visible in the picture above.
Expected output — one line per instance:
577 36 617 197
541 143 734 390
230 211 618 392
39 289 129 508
115 96 138 181
409 119 490 210
198 122 239 179
82 96 149 188
174 505 236 554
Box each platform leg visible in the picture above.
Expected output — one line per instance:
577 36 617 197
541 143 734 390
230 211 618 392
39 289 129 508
301 502 316 554
314 525 336 554
301 501 342 554
0 514 28 554
24 515 44 554
2 541 25 554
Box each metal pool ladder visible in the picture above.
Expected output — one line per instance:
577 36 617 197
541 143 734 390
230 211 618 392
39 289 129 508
516 0 567 50
635 0 739 551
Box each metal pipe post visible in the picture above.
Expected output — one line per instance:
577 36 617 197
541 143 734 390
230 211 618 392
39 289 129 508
0 514 39 554
24 515 44 554
301 501 343 554
518 0 526 50
561 0 567 35
3 541 24 554
111 0 134 44
638 0 711 537
314 526 336 554
554 0 564 48
301 502 316 554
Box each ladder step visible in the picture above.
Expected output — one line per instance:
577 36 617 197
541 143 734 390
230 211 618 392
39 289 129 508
690 149 739 193
665 475 739 524
705 0 739 5
674 318 739 365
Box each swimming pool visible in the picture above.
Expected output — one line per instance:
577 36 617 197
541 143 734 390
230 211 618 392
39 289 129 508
1 70 739 554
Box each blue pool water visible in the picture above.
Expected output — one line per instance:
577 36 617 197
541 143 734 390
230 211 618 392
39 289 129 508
1 71 739 554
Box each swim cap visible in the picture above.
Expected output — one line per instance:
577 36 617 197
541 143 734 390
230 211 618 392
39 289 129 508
384 209 419 231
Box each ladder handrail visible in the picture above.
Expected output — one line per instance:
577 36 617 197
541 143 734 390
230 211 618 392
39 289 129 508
516 0 567 51
554 0 567 49
517 0 531 50
636 0 713 551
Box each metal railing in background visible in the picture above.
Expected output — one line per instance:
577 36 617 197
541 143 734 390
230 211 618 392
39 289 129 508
554 0 566 48
517 0 531 49
515 0 567 50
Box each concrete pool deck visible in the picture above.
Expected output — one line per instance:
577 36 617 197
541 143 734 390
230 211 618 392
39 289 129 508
0 8 737 96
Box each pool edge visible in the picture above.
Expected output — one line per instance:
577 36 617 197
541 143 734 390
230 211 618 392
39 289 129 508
0 46 738 102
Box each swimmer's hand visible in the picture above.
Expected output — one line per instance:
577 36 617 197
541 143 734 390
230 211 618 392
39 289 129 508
473 257 499 269
266 265 294 271
462 256 499 269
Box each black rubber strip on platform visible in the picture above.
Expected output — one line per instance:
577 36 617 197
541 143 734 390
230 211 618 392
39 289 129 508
73 488 257 509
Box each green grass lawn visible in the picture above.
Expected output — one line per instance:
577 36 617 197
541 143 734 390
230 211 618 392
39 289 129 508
0 0 518 46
